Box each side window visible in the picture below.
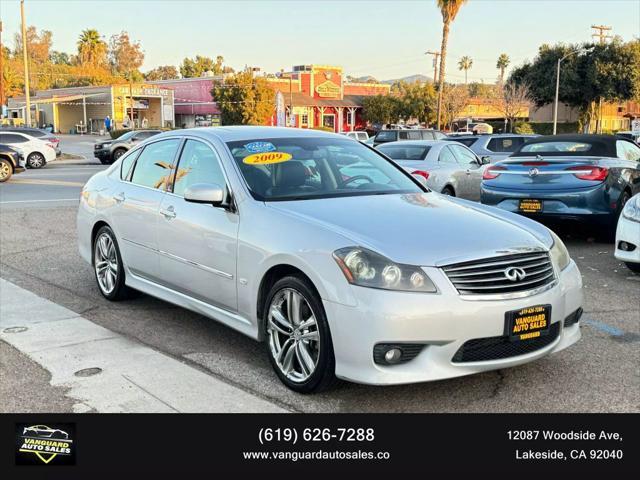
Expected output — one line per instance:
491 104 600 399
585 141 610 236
420 131 434 140
357 132 368 141
120 149 141 180
433 131 447 140
439 146 458 165
172 140 226 197
407 131 422 140
451 145 479 165
487 138 502 152
617 140 640 161
0 134 27 144
130 139 180 190
398 131 409 140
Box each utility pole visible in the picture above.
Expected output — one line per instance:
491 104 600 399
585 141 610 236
20 0 31 126
425 51 440 84
591 25 612 134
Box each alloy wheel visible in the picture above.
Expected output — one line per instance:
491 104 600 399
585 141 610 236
113 149 125 160
28 153 45 168
0 161 11 181
94 233 118 295
267 288 320 383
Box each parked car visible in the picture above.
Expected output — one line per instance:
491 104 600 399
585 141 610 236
341 131 369 142
0 126 61 156
614 192 640 273
376 140 489 200
373 129 446 146
94 129 162 164
446 134 539 163
22 425 68 439
78 127 583 393
481 134 640 233
0 144 26 182
0 131 56 169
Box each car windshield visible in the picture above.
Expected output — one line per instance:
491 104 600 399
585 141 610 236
375 131 396 142
116 131 136 141
226 137 421 201
378 145 431 160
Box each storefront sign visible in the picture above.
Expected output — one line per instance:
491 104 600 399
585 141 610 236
315 81 341 98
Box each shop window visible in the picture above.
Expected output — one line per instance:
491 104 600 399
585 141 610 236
346 111 354 125
301 113 309 125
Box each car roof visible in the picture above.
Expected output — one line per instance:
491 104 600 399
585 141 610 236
154 126 344 143
376 140 441 147
511 134 621 157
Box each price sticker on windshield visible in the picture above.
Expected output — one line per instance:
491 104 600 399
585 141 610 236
243 152 292 165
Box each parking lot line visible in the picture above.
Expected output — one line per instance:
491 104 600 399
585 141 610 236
0 278 287 413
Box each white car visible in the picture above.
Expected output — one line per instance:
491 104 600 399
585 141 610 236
0 131 57 169
341 131 369 142
615 193 640 273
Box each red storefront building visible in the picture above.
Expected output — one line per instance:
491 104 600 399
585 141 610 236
266 65 390 132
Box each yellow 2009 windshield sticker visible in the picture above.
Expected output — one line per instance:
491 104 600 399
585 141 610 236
243 151 292 165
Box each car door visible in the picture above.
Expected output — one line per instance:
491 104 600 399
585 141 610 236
437 145 465 195
156 138 239 312
449 144 483 201
110 138 181 283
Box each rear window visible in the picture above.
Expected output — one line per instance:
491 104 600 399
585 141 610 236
378 145 431 161
520 142 592 154
448 138 477 147
375 131 397 142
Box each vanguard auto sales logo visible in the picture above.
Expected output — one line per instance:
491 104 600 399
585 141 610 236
15 423 76 465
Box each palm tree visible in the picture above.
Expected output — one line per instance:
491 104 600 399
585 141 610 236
496 53 510 84
458 56 473 84
436 0 468 130
77 29 107 66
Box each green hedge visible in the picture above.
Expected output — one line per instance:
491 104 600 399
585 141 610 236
528 122 579 135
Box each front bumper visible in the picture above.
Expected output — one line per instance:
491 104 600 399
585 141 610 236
93 148 111 160
614 215 640 264
481 183 615 221
324 260 583 385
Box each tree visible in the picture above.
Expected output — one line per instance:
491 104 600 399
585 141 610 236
467 81 497 98
510 40 640 131
361 94 401 124
14 26 52 64
77 29 107 67
496 53 510 84
436 0 468 129
492 82 532 132
440 84 469 130
50 50 72 65
391 81 437 124
458 56 473 84
212 70 275 125
144 65 179 81
109 31 144 78
180 55 216 78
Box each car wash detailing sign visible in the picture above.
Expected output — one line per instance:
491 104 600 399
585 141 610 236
315 80 341 98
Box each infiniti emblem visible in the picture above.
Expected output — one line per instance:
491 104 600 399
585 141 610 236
504 267 527 282
528 167 539 177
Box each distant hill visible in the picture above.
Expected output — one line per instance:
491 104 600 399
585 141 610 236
382 74 431 84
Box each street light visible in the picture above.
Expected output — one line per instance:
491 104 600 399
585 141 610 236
552 46 593 135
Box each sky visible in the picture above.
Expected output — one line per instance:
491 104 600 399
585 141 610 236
1 0 639 82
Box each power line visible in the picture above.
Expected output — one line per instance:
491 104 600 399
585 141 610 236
591 24 613 44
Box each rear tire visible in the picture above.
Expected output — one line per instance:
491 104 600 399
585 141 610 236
0 159 13 182
441 186 455 196
93 226 135 301
264 275 337 393
112 148 127 162
27 152 46 169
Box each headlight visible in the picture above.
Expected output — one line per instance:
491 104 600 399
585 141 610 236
548 230 571 271
622 194 640 223
333 247 437 292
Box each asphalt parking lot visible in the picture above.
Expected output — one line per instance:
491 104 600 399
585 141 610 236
0 160 638 413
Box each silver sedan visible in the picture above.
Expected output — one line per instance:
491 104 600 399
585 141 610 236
376 140 489 201
77 127 583 393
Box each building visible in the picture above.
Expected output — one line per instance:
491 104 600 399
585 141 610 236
265 65 390 132
8 83 175 133
458 97 530 123
529 100 637 131
151 77 221 128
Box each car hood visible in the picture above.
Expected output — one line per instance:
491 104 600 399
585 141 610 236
267 192 552 266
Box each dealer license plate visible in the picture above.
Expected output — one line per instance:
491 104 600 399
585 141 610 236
519 199 543 213
505 305 551 341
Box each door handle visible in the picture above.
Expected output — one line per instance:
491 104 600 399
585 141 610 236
113 192 125 203
160 206 176 219
465 170 471 175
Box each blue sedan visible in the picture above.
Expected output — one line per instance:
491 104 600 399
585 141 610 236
481 134 640 232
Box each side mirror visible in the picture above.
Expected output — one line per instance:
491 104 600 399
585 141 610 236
184 183 225 206
480 156 491 165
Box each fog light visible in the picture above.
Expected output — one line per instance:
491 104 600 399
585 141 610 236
618 241 637 252
384 348 402 364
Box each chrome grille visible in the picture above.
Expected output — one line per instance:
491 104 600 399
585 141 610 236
442 252 556 295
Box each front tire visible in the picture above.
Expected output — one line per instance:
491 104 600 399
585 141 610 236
264 275 336 393
441 186 455 196
112 148 127 162
93 226 134 300
27 152 46 169
625 262 640 274
0 159 13 182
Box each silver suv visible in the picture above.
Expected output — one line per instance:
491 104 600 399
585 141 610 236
446 134 538 163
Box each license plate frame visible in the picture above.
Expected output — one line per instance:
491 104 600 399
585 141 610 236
504 304 552 342
519 199 543 213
